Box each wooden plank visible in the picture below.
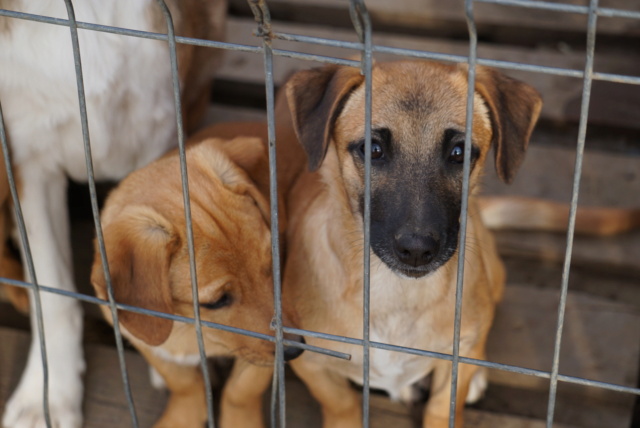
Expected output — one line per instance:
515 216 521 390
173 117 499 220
366 0 640 39
494 230 640 277
0 327 167 428
201 104 266 126
221 18 640 130
229 0 640 40
503 257 640 308
481 144 640 275
486 285 640 427
466 409 581 428
489 286 640 389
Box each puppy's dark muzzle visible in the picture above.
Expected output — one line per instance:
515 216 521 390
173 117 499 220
282 334 305 361
394 233 440 268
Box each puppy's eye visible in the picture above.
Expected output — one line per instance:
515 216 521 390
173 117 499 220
448 144 465 164
201 293 233 310
359 141 384 160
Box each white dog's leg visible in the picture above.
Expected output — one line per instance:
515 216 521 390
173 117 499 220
2 168 84 428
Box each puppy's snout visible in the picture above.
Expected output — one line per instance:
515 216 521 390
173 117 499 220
282 334 305 361
394 233 440 267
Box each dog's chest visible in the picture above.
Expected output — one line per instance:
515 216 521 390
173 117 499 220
0 1 177 181
333 266 460 399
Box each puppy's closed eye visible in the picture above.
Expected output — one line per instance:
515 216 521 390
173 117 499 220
200 292 233 310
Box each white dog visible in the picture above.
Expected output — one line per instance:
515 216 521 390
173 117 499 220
0 1 226 427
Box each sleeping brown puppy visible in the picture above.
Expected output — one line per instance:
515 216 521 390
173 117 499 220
90 136 303 428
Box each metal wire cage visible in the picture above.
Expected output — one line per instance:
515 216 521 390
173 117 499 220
0 1 639 428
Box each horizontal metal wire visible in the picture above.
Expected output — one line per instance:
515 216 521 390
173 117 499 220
271 32 640 85
280 326 640 397
1 8 639 86
0 277 349 360
476 0 640 20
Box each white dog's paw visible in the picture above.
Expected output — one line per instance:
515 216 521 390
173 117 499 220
2 387 82 428
148 366 167 390
3 354 84 428
465 367 488 404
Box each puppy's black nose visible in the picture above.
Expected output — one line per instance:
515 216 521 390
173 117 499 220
394 233 439 267
283 335 305 362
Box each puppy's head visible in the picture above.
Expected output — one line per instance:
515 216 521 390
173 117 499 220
91 137 302 364
287 60 541 278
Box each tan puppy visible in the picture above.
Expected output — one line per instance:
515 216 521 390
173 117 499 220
90 136 303 428
229 59 540 428
280 60 541 428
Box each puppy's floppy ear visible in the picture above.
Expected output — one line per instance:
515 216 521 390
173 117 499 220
223 174 272 227
472 66 542 183
205 137 273 226
91 206 179 346
219 137 267 184
286 64 364 171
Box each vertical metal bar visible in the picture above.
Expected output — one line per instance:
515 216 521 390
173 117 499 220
155 2 215 427
449 1 479 426
546 0 598 426
247 3 287 427
0 105 52 428
350 1 373 426
61 2 140 426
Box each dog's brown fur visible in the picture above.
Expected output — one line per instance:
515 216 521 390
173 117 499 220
225 60 541 428
282 60 540 428
90 136 302 428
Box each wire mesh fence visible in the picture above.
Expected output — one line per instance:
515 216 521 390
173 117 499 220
0 1 639 428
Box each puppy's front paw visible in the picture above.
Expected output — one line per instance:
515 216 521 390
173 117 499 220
465 367 488 404
2 387 82 428
152 394 208 428
148 366 167 390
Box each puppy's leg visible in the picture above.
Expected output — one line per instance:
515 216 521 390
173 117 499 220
148 366 167 390
465 367 488 404
291 358 361 428
137 347 208 428
219 358 272 428
3 170 84 428
423 352 484 428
